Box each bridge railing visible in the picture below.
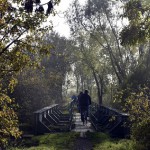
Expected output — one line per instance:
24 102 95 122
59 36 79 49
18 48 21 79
90 102 130 138
33 101 75 135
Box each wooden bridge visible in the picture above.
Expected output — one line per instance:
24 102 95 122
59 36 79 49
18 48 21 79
33 101 129 138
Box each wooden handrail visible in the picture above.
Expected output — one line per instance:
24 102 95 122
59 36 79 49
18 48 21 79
90 102 130 138
33 101 75 135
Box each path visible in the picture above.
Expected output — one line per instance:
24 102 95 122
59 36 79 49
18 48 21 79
72 113 95 150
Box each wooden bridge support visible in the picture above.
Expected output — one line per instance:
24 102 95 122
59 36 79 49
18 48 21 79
90 102 130 138
33 101 75 135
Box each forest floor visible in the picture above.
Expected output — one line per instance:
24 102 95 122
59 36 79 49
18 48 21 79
73 137 94 150
9 132 135 150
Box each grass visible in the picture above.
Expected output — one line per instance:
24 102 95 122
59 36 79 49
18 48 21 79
9 132 80 150
86 132 135 150
9 132 137 150
94 139 135 150
9 146 54 150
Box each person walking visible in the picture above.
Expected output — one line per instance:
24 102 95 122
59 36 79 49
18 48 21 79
77 91 83 112
79 90 91 125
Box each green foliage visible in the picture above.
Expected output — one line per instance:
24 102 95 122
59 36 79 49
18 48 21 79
94 140 134 150
86 132 110 143
0 77 22 147
114 86 150 150
132 121 150 150
119 2 150 148
11 33 73 127
9 132 80 150
9 147 54 150
120 0 150 45
66 0 137 103
9 132 136 150
0 0 60 148
86 132 135 150
125 88 150 150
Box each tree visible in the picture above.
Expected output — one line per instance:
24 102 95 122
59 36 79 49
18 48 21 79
65 0 133 85
0 0 60 148
119 0 150 90
42 32 74 103
118 0 150 97
126 88 150 150
116 1 150 148
68 32 111 105
120 0 150 45
65 0 137 104
114 85 150 150
11 32 73 131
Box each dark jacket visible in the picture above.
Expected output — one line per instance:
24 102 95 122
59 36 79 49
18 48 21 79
79 93 91 107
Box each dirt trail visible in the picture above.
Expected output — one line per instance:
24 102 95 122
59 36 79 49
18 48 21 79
73 137 94 150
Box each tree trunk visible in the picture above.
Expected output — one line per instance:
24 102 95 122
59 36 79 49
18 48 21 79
81 76 84 91
76 76 80 93
93 70 102 105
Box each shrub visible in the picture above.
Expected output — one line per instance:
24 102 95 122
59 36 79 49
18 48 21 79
124 87 150 150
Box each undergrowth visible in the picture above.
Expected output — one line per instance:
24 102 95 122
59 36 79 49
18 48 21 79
86 132 135 150
9 132 140 150
9 132 79 150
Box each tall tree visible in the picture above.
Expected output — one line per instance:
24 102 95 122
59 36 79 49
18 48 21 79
115 1 150 148
12 32 73 129
0 0 60 148
69 32 110 104
120 0 150 45
65 0 131 85
65 0 137 104
41 32 73 104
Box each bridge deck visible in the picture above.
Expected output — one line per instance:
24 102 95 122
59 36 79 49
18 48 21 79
72 113 95 133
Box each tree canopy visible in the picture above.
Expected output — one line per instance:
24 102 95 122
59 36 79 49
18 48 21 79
120 0 150 45
0 0 60 147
